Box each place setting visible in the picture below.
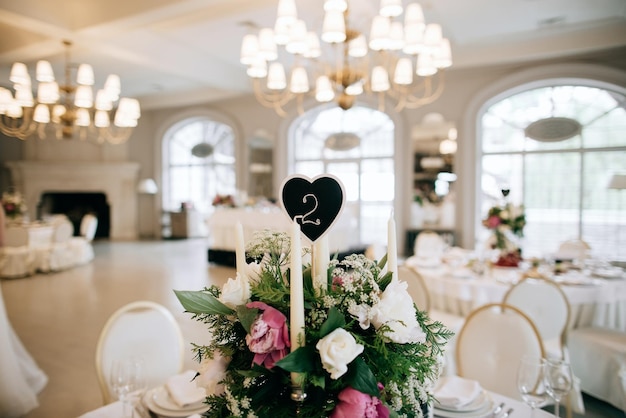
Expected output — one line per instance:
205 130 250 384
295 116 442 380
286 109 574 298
142 370 209 417
433 376 507 418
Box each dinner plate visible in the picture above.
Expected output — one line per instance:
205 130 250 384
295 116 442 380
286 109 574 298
435 391 490 413
434 392 494 418
143 387 209 417
152 385 205 411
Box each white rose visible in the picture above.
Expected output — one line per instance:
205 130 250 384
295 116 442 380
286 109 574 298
196 352 230 396
371 280 426 344
316 328 364 379
348 303 372 330
219 273 251 308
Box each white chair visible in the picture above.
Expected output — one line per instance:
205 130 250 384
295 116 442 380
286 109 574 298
503 276 570 360
95 301 185 404
412 231 446 267
555 239 590 263
399 265 465 376
0 226 37 279
68 214 98 265
80 214 98 242
455 303 545 400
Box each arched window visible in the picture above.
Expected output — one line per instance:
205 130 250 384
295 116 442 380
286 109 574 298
290 105 395 246
162 116 236 213
479 83 626 261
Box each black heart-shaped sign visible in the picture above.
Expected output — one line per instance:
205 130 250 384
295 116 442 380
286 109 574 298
280 174 345 242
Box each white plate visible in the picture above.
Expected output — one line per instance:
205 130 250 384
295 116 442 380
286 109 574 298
152 385 205 411
143 387 209 417
435 391 489 413
434 393 494 418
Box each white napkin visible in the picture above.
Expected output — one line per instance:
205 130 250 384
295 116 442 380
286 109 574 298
165 370 207 408
434 376 482 408
77 401 126 418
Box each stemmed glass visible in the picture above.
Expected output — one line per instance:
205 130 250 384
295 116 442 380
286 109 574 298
517 355 549 417
109 357 146 418
543 358 573 418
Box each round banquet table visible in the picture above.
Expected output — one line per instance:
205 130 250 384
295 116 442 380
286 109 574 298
405 257 626 332
0 284 48 417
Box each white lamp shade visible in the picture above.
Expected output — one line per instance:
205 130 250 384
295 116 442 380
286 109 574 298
439 138 457 154
345 80 363 96
95 109 110 127
104 74 121 100
258 28 278 61
388 22 405 51
276 0 297 27
74 85 93 108
75 108 91 126
37 81 60 104
322 10 346 43
324 0 347 12
52 104 65 123
274 20 291 46
247 58 268 78
36 60 55 82
416 53 437 76
6 100 23 118
76 64 95 85
424 23 443 51
371 66 390 92
315 75 334 102
33 104 50 123
405 3 425 25
393 58 413 85
289 66 310 93
10 62 30 85
403 23 425 55
380 0 403 18
286 19 308 54
304 32 321 58
95 89 114 110
369 15 391 51
267 62 287 90
240 34 260 65
137 178 158 194
15 86 34 107
348 34 368 57
0 88 13 112
434 38 452 68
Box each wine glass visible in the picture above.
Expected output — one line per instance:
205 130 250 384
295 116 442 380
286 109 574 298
517 355 549 417
543 358 573 418
109 357 145 418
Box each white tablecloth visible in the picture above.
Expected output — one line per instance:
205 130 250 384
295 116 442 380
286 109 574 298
207 206 359 253
405 258 626 332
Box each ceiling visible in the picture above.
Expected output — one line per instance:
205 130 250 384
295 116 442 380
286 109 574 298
1 0 625 111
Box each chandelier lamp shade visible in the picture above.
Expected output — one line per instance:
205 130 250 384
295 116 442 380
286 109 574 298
0 40 140 144
241 0 452 116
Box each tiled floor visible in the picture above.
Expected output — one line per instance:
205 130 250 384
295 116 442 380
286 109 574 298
2 240 623 418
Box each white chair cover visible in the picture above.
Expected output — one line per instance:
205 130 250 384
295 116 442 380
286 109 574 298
456 303 545 400
413 231 446 266
95 301 185 404
0 227 37 279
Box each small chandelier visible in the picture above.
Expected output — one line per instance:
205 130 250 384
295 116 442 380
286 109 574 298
0 40 140 144
241 0 452 117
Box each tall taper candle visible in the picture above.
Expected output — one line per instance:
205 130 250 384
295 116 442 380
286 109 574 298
235 222 247 283
314 236 329 291
290 220 305 386
387 210 398 281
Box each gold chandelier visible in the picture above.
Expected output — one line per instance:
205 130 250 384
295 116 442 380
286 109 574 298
0 40 140 144
241 0 451 117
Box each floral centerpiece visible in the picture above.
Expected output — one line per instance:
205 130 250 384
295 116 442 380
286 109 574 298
175 229 452 417
482 202 526 267
212 194 237 208
1 190 27 221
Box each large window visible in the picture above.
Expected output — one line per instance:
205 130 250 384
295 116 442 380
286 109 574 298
290 105 395 246
480 85 626 261
163 117 236 213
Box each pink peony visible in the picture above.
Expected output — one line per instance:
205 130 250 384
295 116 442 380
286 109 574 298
245 301 290 369
330 386 389 418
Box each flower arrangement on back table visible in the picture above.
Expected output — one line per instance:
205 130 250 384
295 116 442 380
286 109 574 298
176 175 452 418
1 190 27 220
482 201 526 267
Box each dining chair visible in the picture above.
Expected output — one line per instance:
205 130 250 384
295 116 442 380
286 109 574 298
413 231 446 261
399 265 465 376
95 301 185 404
502 276 571 360
68 214 98 265
455 303 545 400
0 227 37 279
79 214 98 242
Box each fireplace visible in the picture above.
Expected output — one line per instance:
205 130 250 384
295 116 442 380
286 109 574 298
6 161 139 240
38 192 110 238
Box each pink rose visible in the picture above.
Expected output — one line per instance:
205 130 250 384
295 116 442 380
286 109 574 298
486 215 501 229
245 301 290 369
331 386 389 418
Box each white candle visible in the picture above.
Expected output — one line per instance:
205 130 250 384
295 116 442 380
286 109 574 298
387 210 398 281
290 220 305 386
313 236 329 291
235 222 247 282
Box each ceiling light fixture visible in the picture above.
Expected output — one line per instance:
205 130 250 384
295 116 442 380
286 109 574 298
0 40 140 144
241 0 452 117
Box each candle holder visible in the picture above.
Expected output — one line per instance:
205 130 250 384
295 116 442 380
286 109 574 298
291 385 307 415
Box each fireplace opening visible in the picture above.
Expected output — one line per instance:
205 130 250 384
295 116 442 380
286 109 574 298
37 192 110 239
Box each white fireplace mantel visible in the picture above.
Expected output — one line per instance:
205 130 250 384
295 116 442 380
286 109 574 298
6 161 140 240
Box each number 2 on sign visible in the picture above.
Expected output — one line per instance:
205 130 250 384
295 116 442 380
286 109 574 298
294 194 321 226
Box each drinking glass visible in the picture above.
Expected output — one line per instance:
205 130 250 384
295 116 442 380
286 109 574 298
517 356 548 417
109 357 145 418
543 358 573 418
